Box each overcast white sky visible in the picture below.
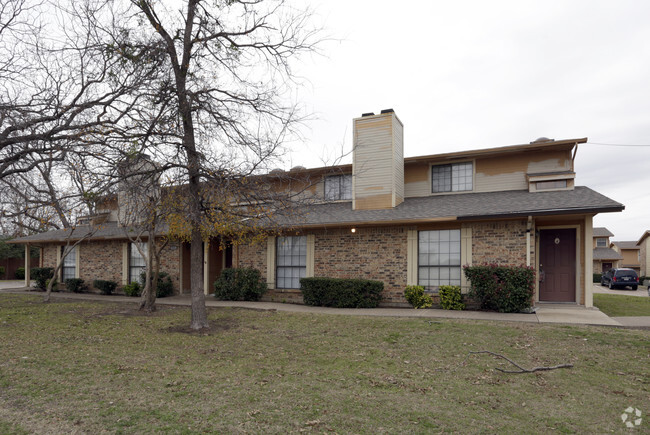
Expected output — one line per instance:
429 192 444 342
285 0 650 241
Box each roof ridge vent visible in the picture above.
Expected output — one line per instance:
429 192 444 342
530 137 555 144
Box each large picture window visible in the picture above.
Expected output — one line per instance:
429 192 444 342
431 162 473 193
418 230 461 288
324 174 352 201
129 242 147 284
61 246 76 281
276 236 306 289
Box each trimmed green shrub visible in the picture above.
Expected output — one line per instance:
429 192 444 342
65 278 85 293
593 273 602 283
15 267 25 279
439 285 465 310
93 280 117 295
463 265 535 313
213 268 267 301
404 285 433 309
300 277 383 308
139 271 174 298
31 267 54 290
0 266 4 279
124 282 141 297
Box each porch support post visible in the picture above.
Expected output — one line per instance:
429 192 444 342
203 242 209 296
24 244 31 288
526 216 532 267
584 216 594 307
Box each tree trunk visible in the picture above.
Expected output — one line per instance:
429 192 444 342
43 260 62 303
139 235 156 312
189 223 208 329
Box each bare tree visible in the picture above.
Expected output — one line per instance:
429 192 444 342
100 0 321 329
0 0 164 180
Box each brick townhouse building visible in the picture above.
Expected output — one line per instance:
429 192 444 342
11 110 624 307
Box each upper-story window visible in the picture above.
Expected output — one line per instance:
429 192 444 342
596 238 607 248
325 174 352 201
431 162 473 193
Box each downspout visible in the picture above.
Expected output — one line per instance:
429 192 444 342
526 216 532 267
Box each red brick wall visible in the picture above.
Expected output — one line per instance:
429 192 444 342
42 244 58 270
218 221 539 305
78 240 123 285
237 241 266 275
313 227 408 303
471 220 532 266
41 239 180 293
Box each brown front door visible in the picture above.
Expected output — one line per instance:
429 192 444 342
539 228 576 302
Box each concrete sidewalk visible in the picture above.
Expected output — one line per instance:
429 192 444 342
0 285 636 327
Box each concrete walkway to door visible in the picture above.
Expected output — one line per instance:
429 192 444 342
0 282 633 327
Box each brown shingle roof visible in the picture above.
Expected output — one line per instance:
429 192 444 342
612 241 640 250
10 186 623 243
290 186 623 227
593 227 614 237
593 247 623 261
8 222 168 244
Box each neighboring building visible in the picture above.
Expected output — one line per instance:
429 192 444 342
635 230 650 277
611 241 641 274
10 110 625 307
592 227 622 274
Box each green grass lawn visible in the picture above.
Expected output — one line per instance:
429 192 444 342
0 294 648 433
594 293 650 317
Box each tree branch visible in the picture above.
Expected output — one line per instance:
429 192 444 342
469 351 573 374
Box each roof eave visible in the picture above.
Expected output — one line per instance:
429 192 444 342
456 205 624 221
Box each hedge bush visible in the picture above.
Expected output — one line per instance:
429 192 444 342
593 273 602 283
300 277 383 308
31 267 54 291
404 285 433 309
213 268 267 301
15 267 25 280
140 271 174 298
124 282 141 297
93 279 117 295
0 266 4 279
439 285 465 310
463 265 535 313
65 278 85 293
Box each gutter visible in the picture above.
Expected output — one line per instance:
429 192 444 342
456 205 625 221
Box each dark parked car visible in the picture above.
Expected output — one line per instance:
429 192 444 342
600 268 639 290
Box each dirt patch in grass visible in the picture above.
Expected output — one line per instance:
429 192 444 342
0 293 648 433
165 317 240 335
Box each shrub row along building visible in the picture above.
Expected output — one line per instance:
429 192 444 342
11 110 624 307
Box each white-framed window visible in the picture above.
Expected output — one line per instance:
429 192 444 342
129 242 147 284
324 174 352 201
431 162 473 193
62 246 76 281
596 238 607 248
418 229 461 288
276 236 306 289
